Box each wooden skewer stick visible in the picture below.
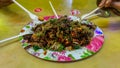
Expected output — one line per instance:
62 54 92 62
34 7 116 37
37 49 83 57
49 1 59 19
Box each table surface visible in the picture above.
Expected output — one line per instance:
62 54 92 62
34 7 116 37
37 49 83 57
0 0 120 68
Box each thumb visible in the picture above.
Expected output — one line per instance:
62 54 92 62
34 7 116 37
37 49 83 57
112 2 120 10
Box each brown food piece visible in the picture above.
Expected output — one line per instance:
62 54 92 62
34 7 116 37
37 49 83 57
23 34 32 42
38 16 44 21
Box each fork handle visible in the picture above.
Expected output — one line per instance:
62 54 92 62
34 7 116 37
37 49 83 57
12 0 38 20
0 34 21 44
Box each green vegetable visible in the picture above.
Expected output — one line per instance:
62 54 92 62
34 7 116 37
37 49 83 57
73 44 81 49
22 43 29 47
43 47 47 51
19 36 23 41
50 19 57 23
33 45 41 51
57 44 64 51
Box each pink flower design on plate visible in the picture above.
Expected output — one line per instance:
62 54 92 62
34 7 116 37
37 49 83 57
70 9 80 15
44 16 61 20
33 53 40 56
86 36 104 52
58 56 72 61
51 51 72 61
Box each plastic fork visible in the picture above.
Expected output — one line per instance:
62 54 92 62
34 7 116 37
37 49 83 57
81 7 101 20
12 0 42 25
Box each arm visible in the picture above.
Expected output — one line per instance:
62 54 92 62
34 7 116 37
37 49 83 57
0 0 13 8
98 0 120 10
112 2 120 9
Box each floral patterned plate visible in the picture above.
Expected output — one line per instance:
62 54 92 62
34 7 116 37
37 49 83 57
19 16 104 62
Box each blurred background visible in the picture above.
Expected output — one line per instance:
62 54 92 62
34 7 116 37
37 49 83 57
0 0 120 68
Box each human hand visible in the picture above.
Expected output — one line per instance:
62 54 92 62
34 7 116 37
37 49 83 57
98 0 120 9
0 0 13 8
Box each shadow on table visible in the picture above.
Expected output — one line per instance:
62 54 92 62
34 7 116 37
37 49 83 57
109 21 120 31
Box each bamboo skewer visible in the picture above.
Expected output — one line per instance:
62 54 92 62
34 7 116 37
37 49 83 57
49 1 59 19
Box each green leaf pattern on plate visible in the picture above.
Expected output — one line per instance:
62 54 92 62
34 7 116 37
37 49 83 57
68 54 75 60
44 56 51 60
25 25 30 28
81 49 95 58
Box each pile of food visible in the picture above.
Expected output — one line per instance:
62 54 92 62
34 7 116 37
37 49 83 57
23 16 96 51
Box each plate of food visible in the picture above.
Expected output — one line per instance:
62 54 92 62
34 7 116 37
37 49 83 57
19 15 104 62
